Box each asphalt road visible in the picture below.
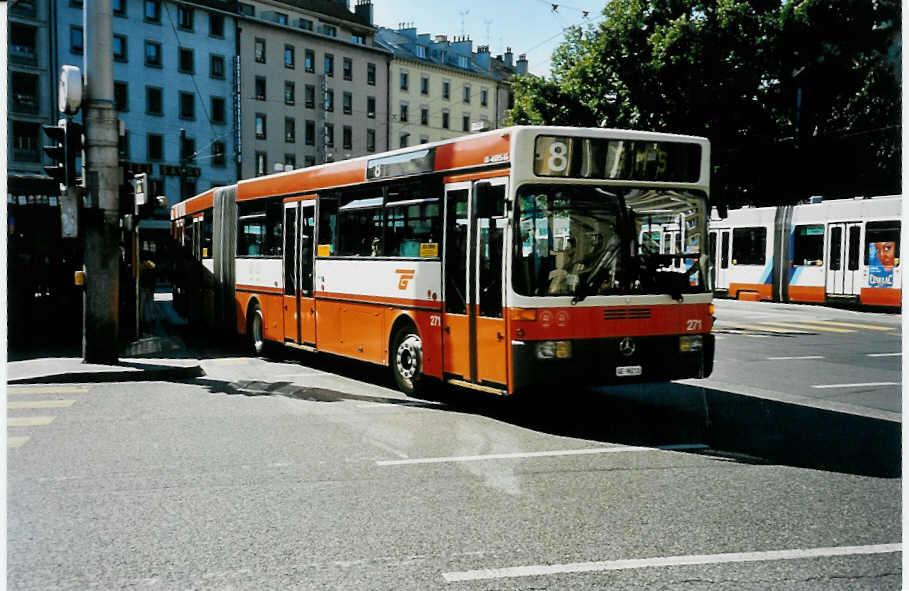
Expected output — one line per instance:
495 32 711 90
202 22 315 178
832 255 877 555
7 299 902 590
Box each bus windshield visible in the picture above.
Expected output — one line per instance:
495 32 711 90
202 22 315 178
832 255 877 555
513 185 709 300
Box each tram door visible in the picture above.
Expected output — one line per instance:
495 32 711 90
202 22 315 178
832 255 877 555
826 222 862 296
715 230 731 290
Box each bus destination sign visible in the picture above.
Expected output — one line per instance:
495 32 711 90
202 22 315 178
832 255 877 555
533 135 701 183
367 148 435 180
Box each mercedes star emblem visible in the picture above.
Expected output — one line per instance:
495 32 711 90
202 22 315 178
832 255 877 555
619 337 636 357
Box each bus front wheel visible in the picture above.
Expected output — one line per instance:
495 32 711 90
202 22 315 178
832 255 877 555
391 326 424 396
248 302 265 356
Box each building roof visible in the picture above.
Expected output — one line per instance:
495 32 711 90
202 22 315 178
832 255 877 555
277 0 372 28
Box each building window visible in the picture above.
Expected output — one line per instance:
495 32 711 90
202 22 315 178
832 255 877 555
275 12 288 25
285 117 295 143
367 96 375 119
305 120 315 145
324 123 334 147
255 38 266 63
255 151 267 176
148 133 163 160
179 92 195 119
367 63 376 85
144 41 162 67
415 45 427 59
113 34 127 61
463 85 471 103
255 77 266 100
442 80 450 100
481 88 488 107
112 0 126 16
324 89 334 112
210 54 225 79
343 92 352 115
284 44 295 68
146 86 163 115
305 85 315 109
114 81 128 111
10 73 39 112
119 130 130 159
144 0 160 22
462 114 471 132
399 103 408 123
238 2 254 16
399 133 409 149
177 5 193 30
212 141 226 166
181 134 195 162
400 71 408 91
10 24 38 62
179 47 194 73
209 13 224 37
211 96 226 123
442 111 449 129
304 155 315 167
305 49 314 72
12 122 40 161
299 18 313 31
420 75 429 95
342 126 352 150
324 54 334 76
284 81 295 105
366 128 375 152
351 34 365 45
420 107 428 126
320 24 337 37
420 136 429 144
255 113 267 139
70 26 84 54
343 57 352 81
284 153 296 169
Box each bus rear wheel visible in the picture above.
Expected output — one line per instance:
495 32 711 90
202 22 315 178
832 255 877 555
248 302 265 356
391 326 425 396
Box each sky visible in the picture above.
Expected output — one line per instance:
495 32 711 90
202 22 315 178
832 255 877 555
371 0 609 78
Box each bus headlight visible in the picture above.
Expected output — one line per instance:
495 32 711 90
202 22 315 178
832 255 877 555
679 335 703 352
536 341 573 359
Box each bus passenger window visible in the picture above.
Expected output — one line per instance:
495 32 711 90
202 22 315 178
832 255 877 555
317 199 339 256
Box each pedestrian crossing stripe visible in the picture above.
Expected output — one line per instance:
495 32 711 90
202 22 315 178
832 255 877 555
801 320 897 331
8 400 76 410
8 436 30 448
7 386 89 395
8 416 56 427
758 321 855 333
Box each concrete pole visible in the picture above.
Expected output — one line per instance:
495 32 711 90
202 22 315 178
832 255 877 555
82 0 120 362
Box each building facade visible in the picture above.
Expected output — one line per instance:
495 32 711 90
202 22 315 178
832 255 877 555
237 0 390 178
376 25 527 148
53 0 240 200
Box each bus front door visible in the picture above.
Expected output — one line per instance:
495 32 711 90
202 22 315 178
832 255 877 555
826 222 861 297
283 200 316 347
442 179 508 390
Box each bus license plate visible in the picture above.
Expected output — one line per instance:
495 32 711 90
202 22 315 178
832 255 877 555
616 365 642 377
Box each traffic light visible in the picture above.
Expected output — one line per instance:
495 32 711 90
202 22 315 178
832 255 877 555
66 121 83 186
43 120 67 185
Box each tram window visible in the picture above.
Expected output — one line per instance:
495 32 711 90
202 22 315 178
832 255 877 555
792 224 823 266
864 221 900 267
828 226 842 270
720 232 729 268
731 227 766 265
848 226 860 271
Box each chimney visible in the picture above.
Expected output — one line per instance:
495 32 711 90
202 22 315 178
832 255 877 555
452 35 473 56
504 46 513 67
354 0 373 25
516 53 528 75
435 34 448 43
475 45 491 70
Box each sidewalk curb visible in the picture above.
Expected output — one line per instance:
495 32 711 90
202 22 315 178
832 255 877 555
8 364 206 385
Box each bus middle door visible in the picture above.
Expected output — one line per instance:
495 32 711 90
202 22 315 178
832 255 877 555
283 199 316 347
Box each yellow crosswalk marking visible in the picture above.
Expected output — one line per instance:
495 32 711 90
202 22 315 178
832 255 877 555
8 436 30 448
759 321 855 333
7 386 89 395
8 416 56 427
802 320 896 331
719 323 810 334
8 400 76 410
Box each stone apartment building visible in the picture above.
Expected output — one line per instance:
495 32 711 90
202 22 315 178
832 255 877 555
376 25 527 148
237 0 390 178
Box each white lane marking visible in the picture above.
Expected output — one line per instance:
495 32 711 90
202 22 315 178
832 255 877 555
867 352 901 357
8 400 76 410
767 356 825 360
811 382 900 389
805 320 896 331
442 543 902 583
8 416 56 427
760 321 855 333
8 436 30 448
376 444 707 466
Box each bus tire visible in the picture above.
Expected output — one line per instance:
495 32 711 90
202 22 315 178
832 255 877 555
391 325 425 396
247 301 265 357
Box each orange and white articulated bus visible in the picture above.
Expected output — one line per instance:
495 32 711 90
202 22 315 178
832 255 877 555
171 126 715 396
707 195 902 308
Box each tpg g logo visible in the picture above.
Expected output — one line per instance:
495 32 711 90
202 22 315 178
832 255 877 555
396 269 415 290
